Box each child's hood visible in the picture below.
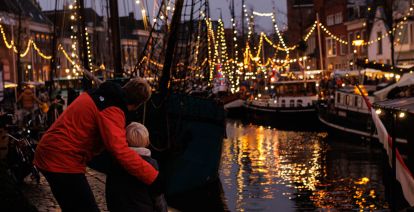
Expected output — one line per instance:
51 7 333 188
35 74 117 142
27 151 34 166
130 147 151 157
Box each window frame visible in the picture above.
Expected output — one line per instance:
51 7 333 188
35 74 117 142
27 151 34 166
377 31 383 55
327 15 334 26
334 12 343 24
326 37 337 57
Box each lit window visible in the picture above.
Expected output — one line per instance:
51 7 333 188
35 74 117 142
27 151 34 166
326 37 337 57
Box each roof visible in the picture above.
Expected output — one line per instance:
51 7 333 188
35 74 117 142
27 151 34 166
374 73 414 100
274 79 318 84
0 0 51 25
374 97 414 114
43 8 104 27
357 59 413 74
293 0 313 6
119 13 146 39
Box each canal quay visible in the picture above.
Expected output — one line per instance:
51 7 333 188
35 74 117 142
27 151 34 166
2 0 414 212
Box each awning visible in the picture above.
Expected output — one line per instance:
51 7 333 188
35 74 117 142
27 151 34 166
374 73 414 101
4 81 18 88
374 97 414 113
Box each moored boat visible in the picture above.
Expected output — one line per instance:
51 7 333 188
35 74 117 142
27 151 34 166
242 79 320 128
318 70 414 142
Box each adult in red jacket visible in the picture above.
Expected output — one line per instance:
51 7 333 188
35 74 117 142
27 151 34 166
34 78 159 211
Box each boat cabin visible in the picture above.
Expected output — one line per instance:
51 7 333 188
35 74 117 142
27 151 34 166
335 85 376 113
248 80 319 109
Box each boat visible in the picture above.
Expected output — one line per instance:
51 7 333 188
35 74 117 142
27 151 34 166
237 78 320 128
374 97 414 154
318 68 414 141
131 0 226 196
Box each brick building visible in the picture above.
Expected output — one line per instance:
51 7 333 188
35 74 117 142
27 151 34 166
0 0 52 85
295 0 374 72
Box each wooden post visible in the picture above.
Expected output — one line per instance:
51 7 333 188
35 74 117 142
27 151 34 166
49 0 59 94
391 111 397 212
316 13 324 74
159 0 184 96
108 0 123 79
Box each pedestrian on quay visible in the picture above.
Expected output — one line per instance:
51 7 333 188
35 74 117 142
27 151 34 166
16 86 42 125
34 78 162 212
47 94 65 125
106 122 168 212
38 87 50 105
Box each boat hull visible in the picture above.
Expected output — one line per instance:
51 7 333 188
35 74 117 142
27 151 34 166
317 101 375 140
232 102 321 130
142 93 226 195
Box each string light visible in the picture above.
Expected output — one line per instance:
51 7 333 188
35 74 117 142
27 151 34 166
229 17 240 92
32 41 52 59
252 11 273 17
317 6 414 46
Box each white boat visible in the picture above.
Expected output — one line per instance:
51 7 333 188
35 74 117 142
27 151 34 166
245 80 319 113
241 80 320 128
318 71 414 141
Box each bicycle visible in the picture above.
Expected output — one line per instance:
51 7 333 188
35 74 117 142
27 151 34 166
4 118 40 184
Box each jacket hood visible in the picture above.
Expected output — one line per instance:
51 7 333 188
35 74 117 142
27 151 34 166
130 147 151 157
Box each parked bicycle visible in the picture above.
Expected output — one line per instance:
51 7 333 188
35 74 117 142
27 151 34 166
3 114 40 184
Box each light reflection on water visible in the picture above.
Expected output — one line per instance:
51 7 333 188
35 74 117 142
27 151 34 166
219 120 389 212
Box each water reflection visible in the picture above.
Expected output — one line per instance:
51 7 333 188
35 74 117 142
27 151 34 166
220 120 389 211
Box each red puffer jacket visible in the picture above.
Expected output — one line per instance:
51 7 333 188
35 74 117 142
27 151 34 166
34 82 158 185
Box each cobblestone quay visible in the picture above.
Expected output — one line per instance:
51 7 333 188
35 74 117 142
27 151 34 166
22 169 108 212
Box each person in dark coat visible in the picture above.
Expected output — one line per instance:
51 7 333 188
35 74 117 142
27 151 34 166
106 122 168 212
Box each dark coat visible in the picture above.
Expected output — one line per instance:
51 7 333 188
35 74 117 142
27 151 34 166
106 154 167 212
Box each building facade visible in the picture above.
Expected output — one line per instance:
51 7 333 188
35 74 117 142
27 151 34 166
0 0 52 85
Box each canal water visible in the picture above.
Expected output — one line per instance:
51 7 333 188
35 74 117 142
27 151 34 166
219 119 390 211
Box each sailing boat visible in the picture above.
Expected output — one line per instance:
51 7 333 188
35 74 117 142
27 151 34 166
131 0 226 195
46 0 224 196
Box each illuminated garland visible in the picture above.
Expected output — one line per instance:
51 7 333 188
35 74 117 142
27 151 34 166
0 24 52 59
205 18 216 80
70 2 80 69
252 11 273 17
230 17 240 92
318 6 413 46
32 42 52 59
85 28 93 70
216 19 230 77
135 0 149 30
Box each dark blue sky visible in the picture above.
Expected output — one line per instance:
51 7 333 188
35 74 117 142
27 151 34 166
38 0 287 32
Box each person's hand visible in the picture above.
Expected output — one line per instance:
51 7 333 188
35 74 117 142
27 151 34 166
149 171 166 195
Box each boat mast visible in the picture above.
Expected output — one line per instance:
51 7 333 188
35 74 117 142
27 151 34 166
159 0 184 96
316 13 324 75
108 0 123 78
182 0 195 74
78 0 92 89
16 1 23 89
241 0 246 80
49 0 59 93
